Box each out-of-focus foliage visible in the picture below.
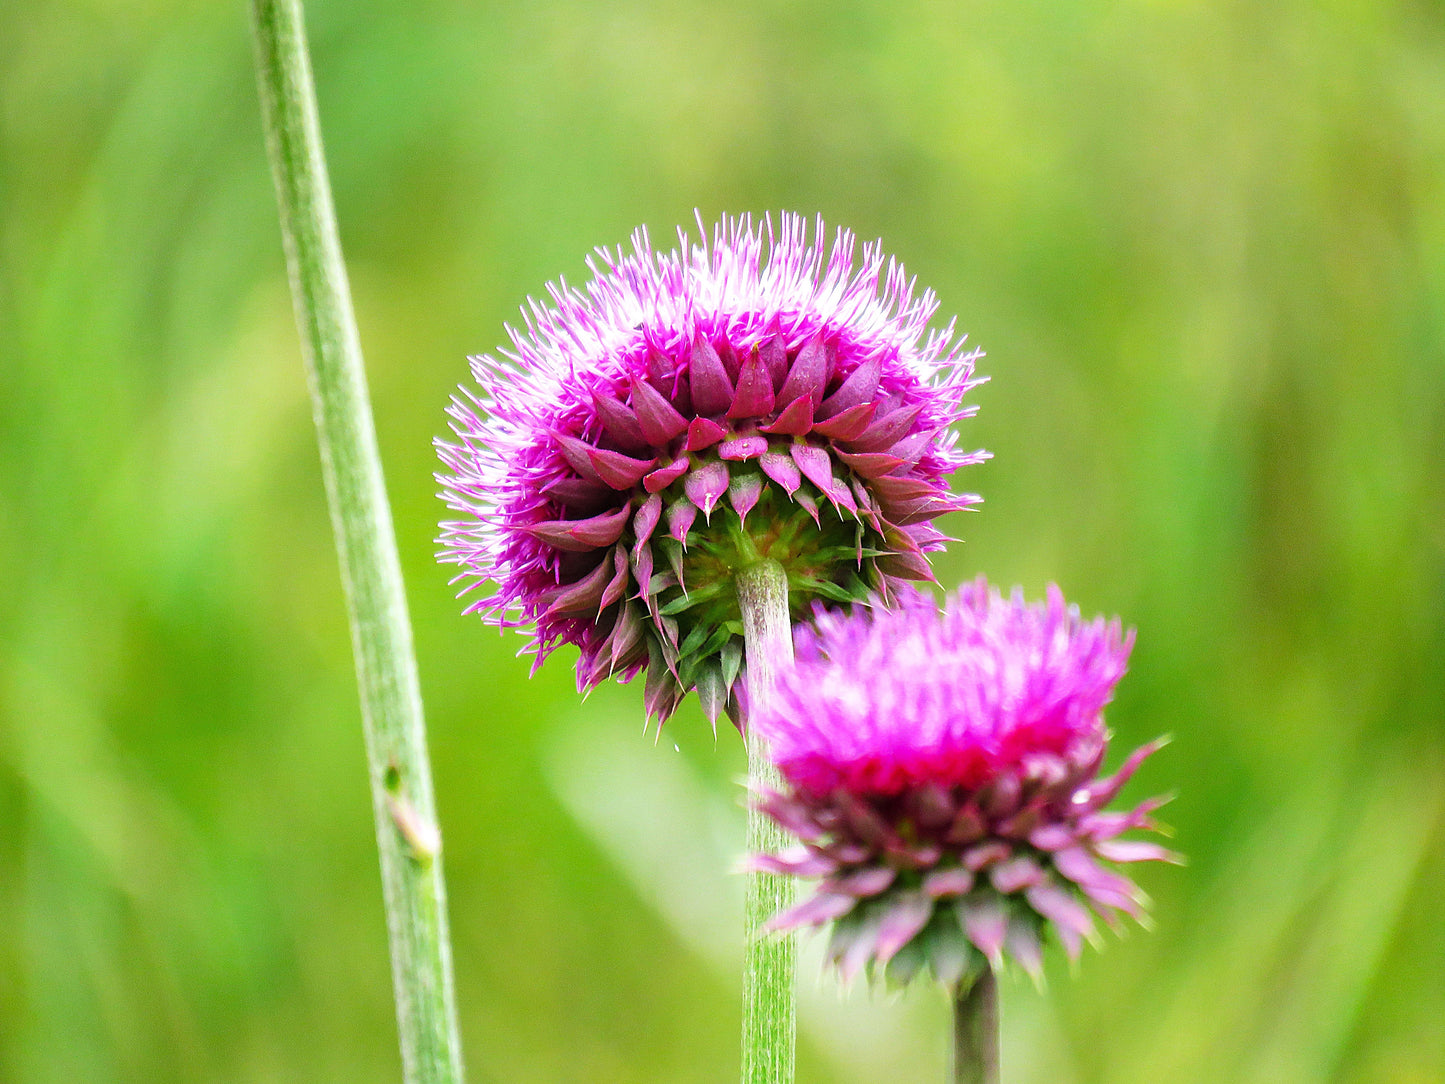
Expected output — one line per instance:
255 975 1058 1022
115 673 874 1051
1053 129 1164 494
1 0 1442 1081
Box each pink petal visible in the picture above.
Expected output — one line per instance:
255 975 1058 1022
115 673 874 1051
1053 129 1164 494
833 867 897 897
667 498 698 544
990 855 1046 894
959 897 1007 963
1093 840 1182 864
684 461 730 518
759 451 802 495
874 891 934 964
791 443 836 493
767 891 858 931
923 867 975 898
728 473 763 526
1025 883 1096 959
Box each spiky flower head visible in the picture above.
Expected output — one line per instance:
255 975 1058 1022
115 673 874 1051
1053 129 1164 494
437 213 986 726
751 580 1176 989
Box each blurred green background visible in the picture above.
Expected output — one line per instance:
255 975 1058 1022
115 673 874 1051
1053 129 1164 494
2 0 1443 1080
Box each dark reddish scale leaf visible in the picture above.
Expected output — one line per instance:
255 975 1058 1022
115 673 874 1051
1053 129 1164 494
550 430 605 483
719 435 768 461
878 550 937 581
903 521 951 549
757 331 790 388
946 805 987 845
644 455 690 493
810 401 876 441
728 351 776 418
979 774 1023 818
834 449 904 478
717 340 743 381
591 390 650 452
599 545 631 611
632 492 663 549
818 357 881 419
761 396 814 436
609 603 645 669
778 335 832 409
684 417 728 451
868 474 942 503
886 427 939 465
524 502 632 551
882 495 957 526
587 447 657 490
541 476 613 512
794 489 821 524
645 344 677 389
629 376 689 444
541 556 614 618
629 545 654 595
688 334 734 414
844 403 925 453
906 783 958 829
838 792 901 850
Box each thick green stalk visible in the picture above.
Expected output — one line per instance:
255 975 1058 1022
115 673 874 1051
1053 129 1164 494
953 967 999 1084
736 559 797 1084
249 3 464 1082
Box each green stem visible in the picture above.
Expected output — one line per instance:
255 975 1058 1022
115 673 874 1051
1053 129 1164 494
952 967 999 1084
736 559 796 1084
249 4 465 1082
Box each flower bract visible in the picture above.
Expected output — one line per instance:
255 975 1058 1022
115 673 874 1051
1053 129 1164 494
437 213 986 726
751 580 1176 987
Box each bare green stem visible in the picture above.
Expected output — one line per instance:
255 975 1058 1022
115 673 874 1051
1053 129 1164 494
736 559 796 1084
953 967 999 1084
249 3 464 1081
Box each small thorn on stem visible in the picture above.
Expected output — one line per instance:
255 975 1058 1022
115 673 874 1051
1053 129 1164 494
387 791 442 863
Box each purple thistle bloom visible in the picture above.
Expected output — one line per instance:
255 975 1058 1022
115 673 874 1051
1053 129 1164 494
437 213 986 726
750 580 1177 987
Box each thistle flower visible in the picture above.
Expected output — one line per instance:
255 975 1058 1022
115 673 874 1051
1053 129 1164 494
751 580 1176 988
437 213 986 726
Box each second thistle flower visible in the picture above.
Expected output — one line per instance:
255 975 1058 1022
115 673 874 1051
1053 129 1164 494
751 582 1177 988
438 213 986 725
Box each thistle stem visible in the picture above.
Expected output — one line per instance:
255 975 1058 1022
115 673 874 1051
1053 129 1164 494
249 4 465 1082
952 967 999 1084
735 559 797 1084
